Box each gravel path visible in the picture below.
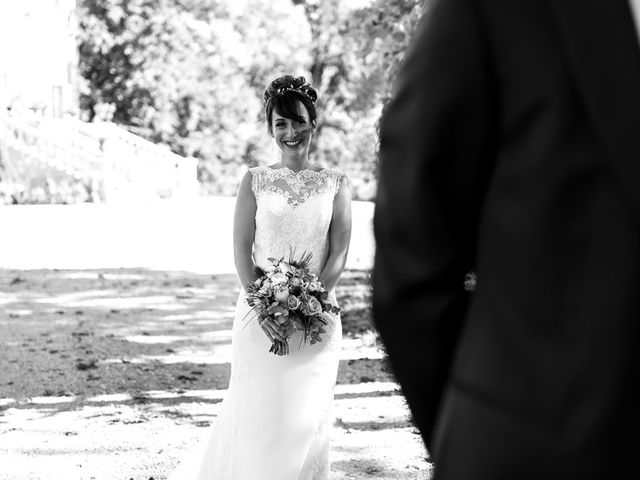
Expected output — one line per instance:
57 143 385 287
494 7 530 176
0 268 431 480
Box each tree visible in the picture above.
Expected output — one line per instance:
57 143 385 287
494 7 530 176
77 0 425 198
347 0 426 105
78 0 311 193
289 0 426 197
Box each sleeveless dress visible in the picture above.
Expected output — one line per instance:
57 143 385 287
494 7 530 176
168 166 346 480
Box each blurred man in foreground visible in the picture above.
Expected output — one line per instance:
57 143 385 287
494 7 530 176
374 0 640 478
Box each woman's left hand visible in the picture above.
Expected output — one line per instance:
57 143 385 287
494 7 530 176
270 339 289 355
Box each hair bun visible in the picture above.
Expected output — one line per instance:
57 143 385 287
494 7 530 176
264 75 317 104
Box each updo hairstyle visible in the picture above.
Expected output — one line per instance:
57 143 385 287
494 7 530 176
263 75 318 135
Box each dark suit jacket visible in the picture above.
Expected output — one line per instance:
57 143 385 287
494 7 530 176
373 0 640 478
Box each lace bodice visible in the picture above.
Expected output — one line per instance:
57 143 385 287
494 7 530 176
250 166 345 276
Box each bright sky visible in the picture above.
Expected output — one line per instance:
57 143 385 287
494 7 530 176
0 0 76 105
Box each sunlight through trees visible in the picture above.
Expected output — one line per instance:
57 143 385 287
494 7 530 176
77 0 425 199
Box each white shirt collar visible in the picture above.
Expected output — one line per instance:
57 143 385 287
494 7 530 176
629 0 640 43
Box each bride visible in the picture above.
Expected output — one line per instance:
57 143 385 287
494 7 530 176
167 75 352 480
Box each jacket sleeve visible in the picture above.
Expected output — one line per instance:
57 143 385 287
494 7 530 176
373 0 496 450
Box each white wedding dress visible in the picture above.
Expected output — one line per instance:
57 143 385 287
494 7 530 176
168 166 345 480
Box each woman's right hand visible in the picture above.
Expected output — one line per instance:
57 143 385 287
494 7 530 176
259 316 288 343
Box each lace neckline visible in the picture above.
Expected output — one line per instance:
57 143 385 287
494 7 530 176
262 165 328 175
252 165 340 207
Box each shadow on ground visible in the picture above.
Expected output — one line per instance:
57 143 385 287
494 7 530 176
0 268 392 401
0 268 431 480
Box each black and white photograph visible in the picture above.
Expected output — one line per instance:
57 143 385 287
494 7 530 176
3 0 640 479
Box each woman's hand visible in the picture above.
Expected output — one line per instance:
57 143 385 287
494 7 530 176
259 316 294 355
270 339 289 356
259 316 288 343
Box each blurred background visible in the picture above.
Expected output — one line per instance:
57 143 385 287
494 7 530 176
0 0 423 205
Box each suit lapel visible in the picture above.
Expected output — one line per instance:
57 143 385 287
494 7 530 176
547 0 640 219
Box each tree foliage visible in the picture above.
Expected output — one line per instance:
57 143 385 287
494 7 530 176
77 0 424 198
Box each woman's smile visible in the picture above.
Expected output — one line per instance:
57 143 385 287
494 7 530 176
283 139 303 148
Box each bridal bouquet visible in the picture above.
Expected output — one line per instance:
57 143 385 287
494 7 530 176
245 250 341 355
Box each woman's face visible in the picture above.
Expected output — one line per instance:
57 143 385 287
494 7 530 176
271 100 314 159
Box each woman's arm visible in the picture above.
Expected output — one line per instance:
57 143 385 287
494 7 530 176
233 170 288 346
233 171 258 288
319 174 352 292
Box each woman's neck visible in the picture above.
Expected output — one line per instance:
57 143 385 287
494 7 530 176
279 155 310 172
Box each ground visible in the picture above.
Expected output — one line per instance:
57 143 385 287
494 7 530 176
0 267 431 480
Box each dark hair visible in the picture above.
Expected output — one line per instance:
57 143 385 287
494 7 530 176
263 75 318 135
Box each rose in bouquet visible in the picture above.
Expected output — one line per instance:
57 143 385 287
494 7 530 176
245 250 341 355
